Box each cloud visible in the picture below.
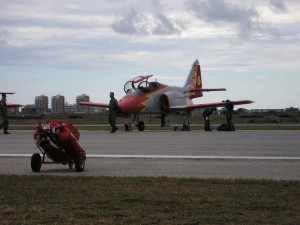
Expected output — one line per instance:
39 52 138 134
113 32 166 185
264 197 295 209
186 0 257 24
111 8 181 35
185 0 260 40
269 0 288 13
0 0 299 72
0 28 10 45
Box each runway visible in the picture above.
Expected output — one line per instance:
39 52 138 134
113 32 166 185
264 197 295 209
0 130 300 180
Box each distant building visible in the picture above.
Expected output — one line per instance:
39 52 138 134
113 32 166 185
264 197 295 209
7 106 20 114
250 109 285 113
22 104 38 114
285 107 299 114
250 109 269 113
76 94 90 113
51 95 65 113
35 95 49 114
65 103 77 113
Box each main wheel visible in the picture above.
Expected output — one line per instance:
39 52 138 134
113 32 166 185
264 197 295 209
31 153 41 172
75 154 85 172
137 121 145 131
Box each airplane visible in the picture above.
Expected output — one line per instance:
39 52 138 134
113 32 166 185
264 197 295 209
80 59 253 131
0 92 23 108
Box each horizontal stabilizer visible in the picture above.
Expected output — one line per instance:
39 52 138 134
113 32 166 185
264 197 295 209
79 102 109 108
186 100 254 110
170 100 254 110
190 88 226 92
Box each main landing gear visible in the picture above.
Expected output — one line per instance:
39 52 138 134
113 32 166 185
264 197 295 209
124 115 191 132
124 115 144 131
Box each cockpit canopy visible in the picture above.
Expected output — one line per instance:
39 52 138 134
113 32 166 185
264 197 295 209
124 75 160 94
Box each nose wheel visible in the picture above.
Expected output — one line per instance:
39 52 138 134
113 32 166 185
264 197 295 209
133 115 145 131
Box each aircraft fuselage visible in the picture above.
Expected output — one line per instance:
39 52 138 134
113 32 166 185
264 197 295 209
118 83 191 115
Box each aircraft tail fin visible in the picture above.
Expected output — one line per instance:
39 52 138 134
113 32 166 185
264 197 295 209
183 60 226 99
183 59 203 99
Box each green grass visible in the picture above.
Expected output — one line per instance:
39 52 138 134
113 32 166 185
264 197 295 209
1 175 299 225
6 113 300 131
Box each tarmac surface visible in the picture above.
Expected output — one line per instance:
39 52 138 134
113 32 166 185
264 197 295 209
0 129 300 180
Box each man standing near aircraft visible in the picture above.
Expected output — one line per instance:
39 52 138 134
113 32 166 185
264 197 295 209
225 99 234 130
0 93 10 134
202 107 217 131
108 92 119 133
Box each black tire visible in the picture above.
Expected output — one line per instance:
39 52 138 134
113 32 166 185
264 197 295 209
138 121 145 131
75 154 85 172
31 153 41 172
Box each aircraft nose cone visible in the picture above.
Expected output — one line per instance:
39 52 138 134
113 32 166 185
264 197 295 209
119 95 144 114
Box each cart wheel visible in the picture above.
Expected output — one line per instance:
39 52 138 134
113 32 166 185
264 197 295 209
31 153 41 172
75 155 85 172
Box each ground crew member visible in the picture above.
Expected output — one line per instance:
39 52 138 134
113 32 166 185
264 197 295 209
202 107 217 131
108 92 119 133
0 93 10 134
225 99 234 130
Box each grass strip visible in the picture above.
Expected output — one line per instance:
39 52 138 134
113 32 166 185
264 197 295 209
1 175 299 225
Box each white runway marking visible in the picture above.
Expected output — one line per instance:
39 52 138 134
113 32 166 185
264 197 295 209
1 154 300 160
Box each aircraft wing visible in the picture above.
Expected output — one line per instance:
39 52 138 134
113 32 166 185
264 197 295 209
79 102 109 108
170 100 254 110
0 92 15 95
0 93 22 108
7 104 23 108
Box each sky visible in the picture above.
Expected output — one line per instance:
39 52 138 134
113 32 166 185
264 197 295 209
0 0 300 109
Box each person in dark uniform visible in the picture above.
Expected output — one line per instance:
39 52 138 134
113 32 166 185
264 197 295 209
0 93 10 134
108 92 119 133
225 99 234 130
202 107 217 131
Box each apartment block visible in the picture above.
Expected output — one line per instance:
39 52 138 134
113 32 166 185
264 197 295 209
51 94 65 113
35 95 49 114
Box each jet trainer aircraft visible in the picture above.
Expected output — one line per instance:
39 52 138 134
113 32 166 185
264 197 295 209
80 60 253 131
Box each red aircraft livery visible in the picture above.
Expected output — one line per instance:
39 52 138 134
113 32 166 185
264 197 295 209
80 60 253 131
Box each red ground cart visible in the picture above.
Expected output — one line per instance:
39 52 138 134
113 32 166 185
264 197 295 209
32 121 86 172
